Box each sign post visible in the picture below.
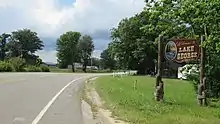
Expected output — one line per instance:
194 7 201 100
162 37 207 106
198 35 208 106
155 35 164 102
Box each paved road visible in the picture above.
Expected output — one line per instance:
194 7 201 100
0 73 98 124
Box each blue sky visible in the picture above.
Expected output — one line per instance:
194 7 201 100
0 0 145 63
58 0 75 6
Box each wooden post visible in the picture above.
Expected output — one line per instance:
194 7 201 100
155 35 164 102
198 35 207 106
158 35 162 76
200 35 204 90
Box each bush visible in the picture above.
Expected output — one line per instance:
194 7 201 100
181 63 220 98
40 65 50 72
25 66 42 72
7 57 26 72
0 61 13 72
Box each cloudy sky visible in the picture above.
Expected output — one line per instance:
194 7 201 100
0 0 145 63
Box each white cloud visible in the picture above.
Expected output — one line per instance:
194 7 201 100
35 50 57 63
0 0 145 62
92 50 102 59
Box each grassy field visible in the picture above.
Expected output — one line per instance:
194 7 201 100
49 67 73 73
94 76 220 124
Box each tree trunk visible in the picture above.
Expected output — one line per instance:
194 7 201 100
82 59 88 73
71 63 75 72
82 64 87 73
1 40 6 61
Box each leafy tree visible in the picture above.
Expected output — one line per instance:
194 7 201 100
110 11 158 74
170 0 220 98
0 33 10 61
78 35 94 72
100 49 116 70
56 31 81 72
6 29 44 64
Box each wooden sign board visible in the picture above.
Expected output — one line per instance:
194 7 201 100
165 39 200 63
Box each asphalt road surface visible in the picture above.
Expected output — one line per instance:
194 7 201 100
0 73 99 124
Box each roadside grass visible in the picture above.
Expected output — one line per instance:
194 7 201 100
94 76 220 124
82 79 99 119
49 67 72 73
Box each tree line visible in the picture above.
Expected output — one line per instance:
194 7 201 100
0 29 96 72
0 29 45 72
100 0 220 99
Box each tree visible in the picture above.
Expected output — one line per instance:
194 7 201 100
56 31 81 72
7 29 44 64
110 11 158 74
100 49 116 70
78 35 94 72
0 33 10 61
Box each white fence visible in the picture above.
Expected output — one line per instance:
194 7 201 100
112 70 137 78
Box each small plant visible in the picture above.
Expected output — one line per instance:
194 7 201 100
0 61 13 72
25 65 42 72
7 57 26 72
40 65 50 72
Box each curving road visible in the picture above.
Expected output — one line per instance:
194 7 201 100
0 73 99 124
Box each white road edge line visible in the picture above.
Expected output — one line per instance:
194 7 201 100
31 76 85 124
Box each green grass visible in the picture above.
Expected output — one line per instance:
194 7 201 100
94 76 220 124
49 67 73 73
49 67 113 73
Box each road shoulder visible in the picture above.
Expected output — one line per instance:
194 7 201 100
82 77 127 124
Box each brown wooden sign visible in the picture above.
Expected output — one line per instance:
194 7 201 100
165 39 200 63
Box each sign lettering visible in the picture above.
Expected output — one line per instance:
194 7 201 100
165 39 200 63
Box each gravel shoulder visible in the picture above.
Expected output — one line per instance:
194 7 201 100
82 77 128 124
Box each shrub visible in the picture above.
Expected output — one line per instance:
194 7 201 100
0 61 13 72
40 65 50 72
181 64 220 98
7 57 26 72
25 65 42 72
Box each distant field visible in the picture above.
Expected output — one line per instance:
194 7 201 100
94 76 220 124
49 67 113 73
49 67 73 73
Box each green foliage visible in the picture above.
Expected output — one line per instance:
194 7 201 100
168 0 220 98
78 35 95 72
100 49 116 70
25 65 42 72
40 65 50 72
7 57 26 72
0 33 10 61
56 31 81 72
205 53 220 98
109 11 157 74
0 61 13 72
7 29 44 59
95 76 220 124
